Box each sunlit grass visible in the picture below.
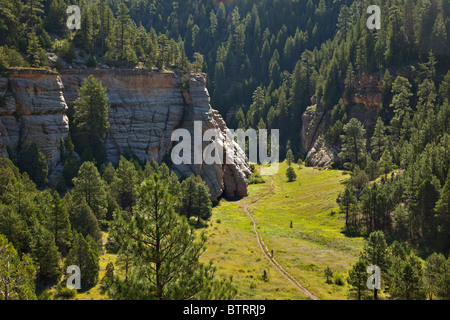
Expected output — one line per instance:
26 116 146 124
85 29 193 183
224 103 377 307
202 162 365 300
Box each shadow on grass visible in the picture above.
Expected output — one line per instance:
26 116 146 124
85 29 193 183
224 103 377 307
340 228 366 239
188 218 209 230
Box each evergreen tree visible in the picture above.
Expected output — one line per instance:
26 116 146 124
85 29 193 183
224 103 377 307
0 234 36 300
109 174 235 300
65 232 99 289
284 163 296 181
424 252 446 300
340 186 357 232
69 198 102 247
348 259 368 300
390 253 426 300
72 161 108 221
286 148 294 167
361 231 391 300
45 191 71 252
73 75 110 150
31 225 61 285
371 118 387 161
19 143 48 188
180 175 212 222
110 156 138 213
339 118 366 168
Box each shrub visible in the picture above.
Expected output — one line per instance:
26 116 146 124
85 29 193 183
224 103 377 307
286 167 297 182
55 283 77 300
248 173 265 184
334 275 345 286
86 54 97 68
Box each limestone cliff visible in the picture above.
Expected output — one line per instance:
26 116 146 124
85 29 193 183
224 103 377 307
0 68 250 199
0 69 69 168
301 74 384 166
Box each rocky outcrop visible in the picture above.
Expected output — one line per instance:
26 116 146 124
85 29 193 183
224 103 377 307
172 75 250 198
300 105 338 167
0 68 250 199
343 74 383 109
301 73 386 167
0 69 69 167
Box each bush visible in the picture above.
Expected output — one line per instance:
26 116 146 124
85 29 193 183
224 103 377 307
55 283 77 300
0 46 29 70
86 54 97 68
248 173 265 184
334 275 345 286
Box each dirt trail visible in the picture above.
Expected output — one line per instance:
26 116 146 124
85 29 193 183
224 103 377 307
241 178 320 300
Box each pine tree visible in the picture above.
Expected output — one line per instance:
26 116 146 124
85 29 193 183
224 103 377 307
361 231 391 300
339 118 366 168
286 167 297 182
65 232 99 289
390 76 413 126
109 174 236 300
371 118 387 161
117 2 131 52
390 254 426 300
72 162 107 221
110 156 138 212
31 225 61 285
286 148 294 167
435 177 450 252
0 234 36 300
180 175 212 223
19 143 48 189
340 186 357 232
45 191 71 252
348 259 368 300
73 75 110 148
424 252 446 300
70 198 103 247
23 0 44 31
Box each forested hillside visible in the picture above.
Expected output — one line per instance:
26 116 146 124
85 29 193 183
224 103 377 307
0 0 449 301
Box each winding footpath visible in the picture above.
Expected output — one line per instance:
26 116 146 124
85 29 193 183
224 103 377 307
241 178 320 300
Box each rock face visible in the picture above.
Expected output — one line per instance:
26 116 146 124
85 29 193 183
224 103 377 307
0 69 69 168
301 73 384 167
300 105 338 167
0 68 250 199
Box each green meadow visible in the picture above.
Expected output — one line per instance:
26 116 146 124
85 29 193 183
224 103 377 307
201 162 365 300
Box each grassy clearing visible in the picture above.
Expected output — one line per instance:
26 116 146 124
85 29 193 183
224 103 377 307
201 162 365 300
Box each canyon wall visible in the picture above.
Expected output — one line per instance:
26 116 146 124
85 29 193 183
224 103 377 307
301 74 384 166
0 69 69 168
0 68 250 199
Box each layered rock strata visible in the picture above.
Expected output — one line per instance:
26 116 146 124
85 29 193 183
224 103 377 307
0 68 250 199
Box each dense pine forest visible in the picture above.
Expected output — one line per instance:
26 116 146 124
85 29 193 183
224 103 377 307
0 0 449 300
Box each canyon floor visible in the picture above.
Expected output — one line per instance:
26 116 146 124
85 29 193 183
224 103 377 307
73 162 365 300
200 162 365 300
